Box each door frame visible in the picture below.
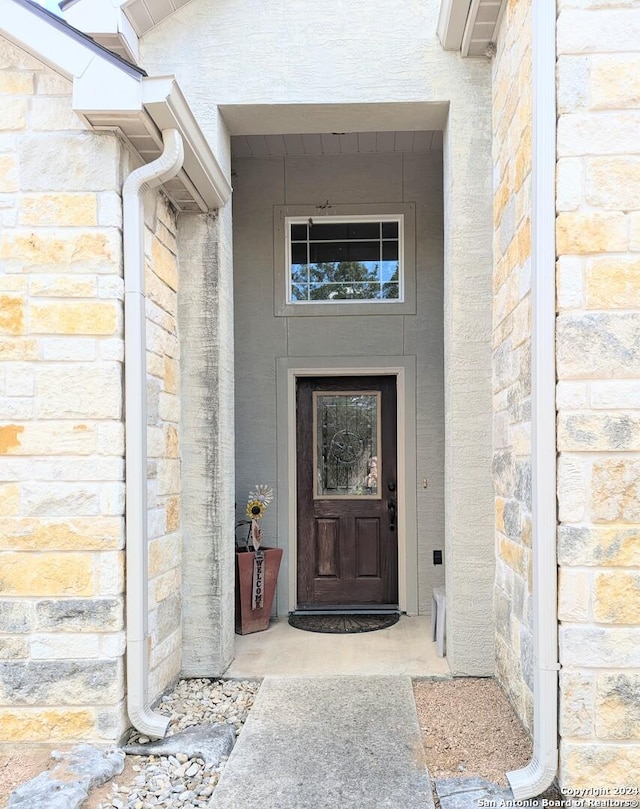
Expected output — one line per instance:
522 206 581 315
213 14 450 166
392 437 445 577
276 355 418 615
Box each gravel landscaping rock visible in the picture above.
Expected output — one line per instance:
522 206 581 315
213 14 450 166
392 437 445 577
85 678 260 809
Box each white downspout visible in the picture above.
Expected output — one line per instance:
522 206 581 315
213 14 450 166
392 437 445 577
124 128 184 738
506 0 558 799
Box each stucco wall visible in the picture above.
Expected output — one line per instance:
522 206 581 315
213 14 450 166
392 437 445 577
491 0 534 732
232 150 445 617
142 0 495 675
0 37 127 743
556 0 640 790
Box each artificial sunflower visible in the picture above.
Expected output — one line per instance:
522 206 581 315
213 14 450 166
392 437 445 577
246 499 267 520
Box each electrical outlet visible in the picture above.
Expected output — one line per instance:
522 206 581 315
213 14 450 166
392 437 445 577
433 550 443 565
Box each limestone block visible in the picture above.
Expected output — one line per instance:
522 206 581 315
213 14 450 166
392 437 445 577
155 592 181 644
0 396 32 419
147 426 164 458
0 228 121 274
99 483 125 516
594 571 640 623
561 626 640 667
31 301 120 335
5 363 33 396
0 552 94 596
559 411 640 451
20 194 97 227
150 566 181 605
560 671 595 738
96 699 127 741
0 600 31 633
18 133 119 192
35 597 123 631
558 456 588 524
0 71 34 94
100 632 126 658
498 534 526 577
147 507 166 539
586 157 640 211
0 708 95 741
0 295 24 335
96 422 124 456
21 482 100 517
0 98 27 130
0 156 18 193
556 256 583 310
151 238 178 291
0 338 38 361
559 524 640 567
592 380 640 409
166 496 180 533
631 214 640 252
586 257 640 309
96 551 124 596
0 516 123 551
149 534 180 578
35 72 72 95
0 638 27 659
97 192 122 228
30 633 99 659
159 392 180 423
0 482 19 516
165 425 179 459
0 38 44 70
157 459 180 496
34 363 122 419
556 211 627 254
557 313 640 378
558 568 591 621
39 337 96 361
596 673 640 739
561 742 640 792
99 338 124 362
557 9 640 54
0 421 97 455
164 357 178 394
0 659 120 705
556 381 588 410
558 111 640 158
592 458 640 522
98 276 124 300
30 96 86 131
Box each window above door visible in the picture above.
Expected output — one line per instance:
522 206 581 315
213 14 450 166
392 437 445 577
274 203 416 317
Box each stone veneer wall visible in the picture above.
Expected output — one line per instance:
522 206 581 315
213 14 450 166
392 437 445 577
556 0 640 789
491 0 534 732
0 37 181 743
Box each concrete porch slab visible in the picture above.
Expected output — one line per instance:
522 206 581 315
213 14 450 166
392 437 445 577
224 615 451 678
208 675 435 809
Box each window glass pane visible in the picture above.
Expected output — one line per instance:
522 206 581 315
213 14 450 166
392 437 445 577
382 221 398 238
291 224 308 241
308 222 350 241
315 393 379 497
310 241 380 263
381 261 399 283
382 241 398 261
291 243 307 264
347 222 380 239
291 283 308 301
381 282 400 300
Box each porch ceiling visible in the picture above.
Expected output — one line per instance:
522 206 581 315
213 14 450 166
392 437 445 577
231 131 443 158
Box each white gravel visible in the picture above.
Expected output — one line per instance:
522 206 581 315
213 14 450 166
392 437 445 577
93 678 260 809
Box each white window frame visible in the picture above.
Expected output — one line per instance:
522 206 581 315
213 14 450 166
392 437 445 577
273 203 417 318
285 214 405 306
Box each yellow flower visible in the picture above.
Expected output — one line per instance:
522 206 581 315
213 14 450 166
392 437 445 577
246 499 266 520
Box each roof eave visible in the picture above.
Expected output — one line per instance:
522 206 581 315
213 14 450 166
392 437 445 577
438 0 507 57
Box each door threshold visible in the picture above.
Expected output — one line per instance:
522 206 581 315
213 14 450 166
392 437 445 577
291 606 400 616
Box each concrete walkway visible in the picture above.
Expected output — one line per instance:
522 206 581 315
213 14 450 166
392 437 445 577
209 675 434 809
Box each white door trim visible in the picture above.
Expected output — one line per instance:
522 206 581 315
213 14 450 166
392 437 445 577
276 355 418 615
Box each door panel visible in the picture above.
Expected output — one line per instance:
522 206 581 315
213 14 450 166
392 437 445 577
296 376 398 608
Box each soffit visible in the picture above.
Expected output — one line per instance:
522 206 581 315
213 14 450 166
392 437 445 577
438 0 506 57
121 0 193 35
231 131 443 159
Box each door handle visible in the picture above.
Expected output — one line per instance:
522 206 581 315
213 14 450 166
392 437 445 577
388 496 397 531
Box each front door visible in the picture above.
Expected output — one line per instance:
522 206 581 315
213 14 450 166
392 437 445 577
296 376 398 609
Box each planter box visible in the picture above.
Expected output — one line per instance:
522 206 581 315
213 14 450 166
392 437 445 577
235 546 283 635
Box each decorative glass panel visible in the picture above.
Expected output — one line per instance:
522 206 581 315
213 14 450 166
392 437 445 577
314 392 381 498
288 217 402 302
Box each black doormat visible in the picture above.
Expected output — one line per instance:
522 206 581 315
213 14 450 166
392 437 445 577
288 612 400 634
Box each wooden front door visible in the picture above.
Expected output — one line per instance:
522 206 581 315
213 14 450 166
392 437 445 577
296 376 398 609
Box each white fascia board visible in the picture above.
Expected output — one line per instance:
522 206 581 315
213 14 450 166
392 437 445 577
437 0 473 50
73 56 142 113
142 76 232 210
63 0 139 64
